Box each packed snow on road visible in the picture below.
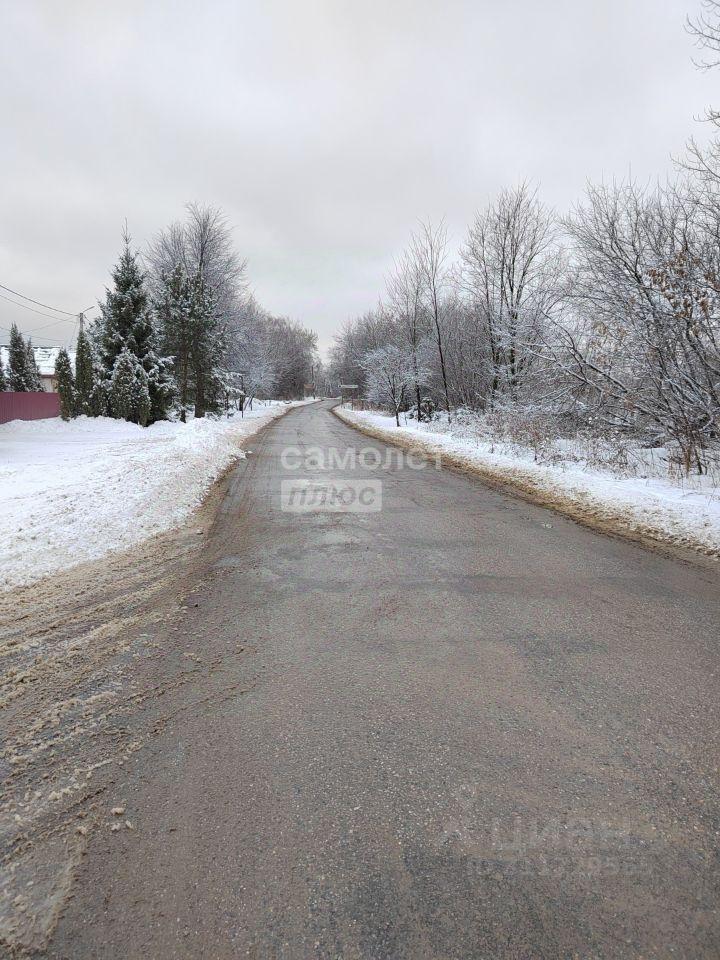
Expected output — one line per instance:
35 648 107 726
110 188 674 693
0 402 311 590
336 407 720 557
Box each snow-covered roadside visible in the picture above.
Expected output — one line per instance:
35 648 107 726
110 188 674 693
1 401 315 591
335 406 720 559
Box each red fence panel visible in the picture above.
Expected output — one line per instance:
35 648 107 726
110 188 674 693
0 392 61 425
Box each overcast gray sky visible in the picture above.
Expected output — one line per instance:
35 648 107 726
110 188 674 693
0 0 715 355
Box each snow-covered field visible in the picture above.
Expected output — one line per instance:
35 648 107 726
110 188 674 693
1 401 312 591
336 406 720 557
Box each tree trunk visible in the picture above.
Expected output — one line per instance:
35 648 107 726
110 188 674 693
432 292 451 421
194 363 206 418
436 328 451 420
180 349 189 423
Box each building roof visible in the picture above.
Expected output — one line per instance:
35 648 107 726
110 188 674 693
0 346 76 376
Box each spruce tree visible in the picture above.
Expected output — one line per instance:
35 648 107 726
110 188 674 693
8 323 28 391
189 277 222 417
73 328 97 416
155 265 224 419
55 348 75 420
157 265 194 421
0 356 6 392
91 377 108 419
109 349 150 425
25 340 42 391
98 232 174 423
130 364 151 427
109 349 135 421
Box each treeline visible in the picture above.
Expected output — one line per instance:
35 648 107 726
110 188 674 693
28 204 317 425
330 12 720 474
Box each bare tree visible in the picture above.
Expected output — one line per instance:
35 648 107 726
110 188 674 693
328 307 397 395
411 221 453 419
385 251 429 415
557 179 720 472
460 183 565 408
361 344 425 426
687 0 720 70
684 2 720 199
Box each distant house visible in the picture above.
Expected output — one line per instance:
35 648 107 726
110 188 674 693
0 346 76 392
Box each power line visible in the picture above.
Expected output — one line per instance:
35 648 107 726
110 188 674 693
1 293 98 338
24 317 79 337
0 282 76 316
0 325 71 344
0 291 79 323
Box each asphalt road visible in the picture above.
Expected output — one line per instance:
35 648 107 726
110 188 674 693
46 400 720 959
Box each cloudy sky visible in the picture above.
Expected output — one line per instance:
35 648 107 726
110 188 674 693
0 0 715 355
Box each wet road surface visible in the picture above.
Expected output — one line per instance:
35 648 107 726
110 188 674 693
41 400 720 958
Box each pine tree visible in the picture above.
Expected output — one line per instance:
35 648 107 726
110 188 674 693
8 323 29 391
55 348 75 420
73 328 97 416
98 231 174 423
25 340 42 391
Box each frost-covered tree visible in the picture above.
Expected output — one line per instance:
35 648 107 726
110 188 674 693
109 348 150 426
73 328 98 416
411 221 453 418
559 179 720 472
155 263 228 418
25 340 42 391
361 344 422 426
55 348 75 420
149 204 242 417
155 265 194 420
460 183 565 407
221 296 320 406
186 276 223 415
131 364 151 427
97 230 174 424
150 205 319 412
386 252 430 415
8 324 29 391
263 314 317 400
0 356 7 392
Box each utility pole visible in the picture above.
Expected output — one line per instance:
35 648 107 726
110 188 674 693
75 305 93 346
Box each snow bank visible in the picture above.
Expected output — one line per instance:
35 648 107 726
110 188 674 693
336 406 720 558
1 402 311 590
